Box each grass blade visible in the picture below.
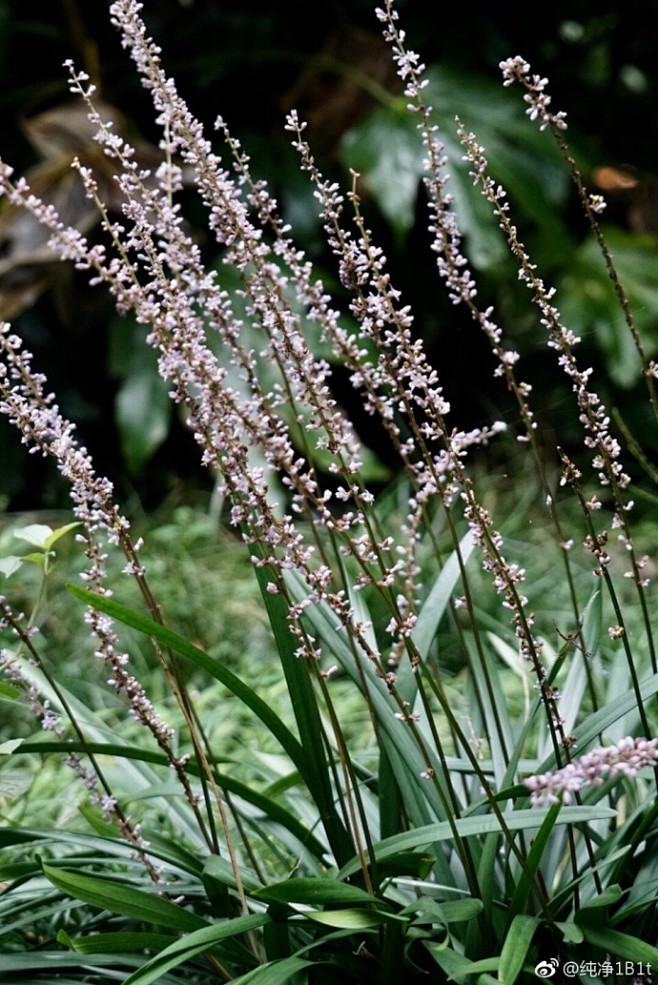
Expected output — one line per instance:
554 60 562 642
121 914 271 985
42 862 208 933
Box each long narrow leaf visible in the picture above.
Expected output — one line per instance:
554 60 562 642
252 876 388 908
535 672 658 775
231 957 315 985
580 925 658 965
411 529 475 665
507 802 561 921
66 584 306 774
19 738 327 860
337 805 616 879
498 914 540 985
57 929 175 954
122 913 270 985
250 552 355 867
285 568 446 825
42 862 208 933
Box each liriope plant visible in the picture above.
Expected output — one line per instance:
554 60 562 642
0 1 657 982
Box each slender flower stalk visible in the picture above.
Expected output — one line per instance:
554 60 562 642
500 55 658 423
374 0 577 762
0 592 162 883
457 122 656 688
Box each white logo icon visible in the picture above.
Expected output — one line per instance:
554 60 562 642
534 959 559 978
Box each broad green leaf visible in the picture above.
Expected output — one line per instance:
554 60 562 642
580 926 658 965
337 805 616 879
0 679 21 699
253 876 386 908
342 63 569 262
116 365 172 475
305 908 398 928
5 521 80 560
0 738 23 753
499 914 540 985
13 523 53 548
43 521 81 550
342 105 424 238
560 229 658 388
21 550 50 567
0 555 24 578
231 957 315 985
42 862 208 933
111 320 172 474
0 768 33 799
122 913 270 985
57 928 175 954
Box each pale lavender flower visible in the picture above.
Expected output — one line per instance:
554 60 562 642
525 737 658 806
499 56 568 131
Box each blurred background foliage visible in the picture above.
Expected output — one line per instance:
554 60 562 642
1 0 658 511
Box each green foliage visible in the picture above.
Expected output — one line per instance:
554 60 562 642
343 64 569 254
559 228 658 388
110 318 173 475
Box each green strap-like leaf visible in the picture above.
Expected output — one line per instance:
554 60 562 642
498 914 540 985
535 672 658 776
42 861 208 933
69 577 354 868
122 913 271 985
57 928 175 954
250 551 355 868
305 907 402 928
252 876 388 908
580 925 658 966
231 956 315 985
506 801 561 921
20 737 327 861
66 583 306 774
337 805 616 880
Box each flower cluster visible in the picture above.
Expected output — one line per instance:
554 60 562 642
525 737 658 806
0 324 173 730
499 56 568 131
0 0 654 884
457 120 656 679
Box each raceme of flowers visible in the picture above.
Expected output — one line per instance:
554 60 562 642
0 0 654 857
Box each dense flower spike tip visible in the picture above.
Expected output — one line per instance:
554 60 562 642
525 738 658 806
499 56 568 131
